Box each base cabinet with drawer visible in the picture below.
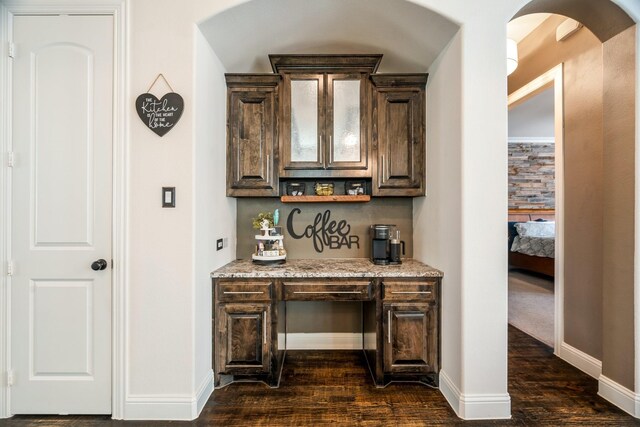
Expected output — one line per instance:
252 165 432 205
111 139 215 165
382 280 439 385
216 303 271 374
364 278 440 387
213 280 284 388
213 273 440 389
383 303 437 375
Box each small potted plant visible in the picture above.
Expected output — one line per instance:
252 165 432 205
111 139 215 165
252 211 274 236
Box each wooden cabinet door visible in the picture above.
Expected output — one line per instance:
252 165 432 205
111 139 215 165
372 75 426 196
226 76 279 197
216 303 271 374
326 73 368 171
383 303 436 374
281 73 325 172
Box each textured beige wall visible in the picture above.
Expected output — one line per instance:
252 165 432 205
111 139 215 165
509 15 604 360
602 26 636 391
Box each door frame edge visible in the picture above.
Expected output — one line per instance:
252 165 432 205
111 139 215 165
507 64 565 355
0 0 9 420
0 0 128 420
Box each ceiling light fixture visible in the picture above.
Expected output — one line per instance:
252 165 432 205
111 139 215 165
507 38 519 76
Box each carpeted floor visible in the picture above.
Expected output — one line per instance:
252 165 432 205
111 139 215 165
508 269 554 347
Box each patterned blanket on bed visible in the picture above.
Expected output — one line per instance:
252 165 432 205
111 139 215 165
511 235 555 258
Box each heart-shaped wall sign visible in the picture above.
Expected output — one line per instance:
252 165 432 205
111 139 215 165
135 92 184 137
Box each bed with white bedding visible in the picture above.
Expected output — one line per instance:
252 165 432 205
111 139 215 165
508 211 555 277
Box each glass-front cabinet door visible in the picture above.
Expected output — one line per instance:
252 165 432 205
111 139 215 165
282 74 325 171
326 74 368 170
281 72 369 177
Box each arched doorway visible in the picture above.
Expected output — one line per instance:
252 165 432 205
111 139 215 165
508 0 637 415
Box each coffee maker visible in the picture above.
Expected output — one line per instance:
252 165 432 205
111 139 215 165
370 224 405 265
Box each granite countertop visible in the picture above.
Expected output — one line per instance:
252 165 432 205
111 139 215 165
211 258 443 279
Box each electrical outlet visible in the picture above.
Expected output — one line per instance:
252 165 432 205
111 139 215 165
216 238 223 251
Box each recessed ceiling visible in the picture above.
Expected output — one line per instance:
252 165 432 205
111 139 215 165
198 0 459 73
508 13 552 43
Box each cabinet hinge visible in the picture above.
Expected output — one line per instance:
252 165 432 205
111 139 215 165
8 43 15 59
7 370 14 387
7 260 13 276
7 151 14 168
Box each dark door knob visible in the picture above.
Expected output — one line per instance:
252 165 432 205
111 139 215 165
91 259 108 271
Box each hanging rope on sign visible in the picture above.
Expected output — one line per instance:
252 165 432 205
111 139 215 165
146 73 175 93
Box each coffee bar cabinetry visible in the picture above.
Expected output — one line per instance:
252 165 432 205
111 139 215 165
212 259 443 388
272 55 379 177
380 280 438 378
225 55 427 197
371 75 427 197
214 279 284 387
225 75 281 197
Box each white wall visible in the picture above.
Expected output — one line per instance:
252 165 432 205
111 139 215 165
0 2 8 420
410 0 512 419
414 29 463 400
459 18 510 417
124 2 237 419
125 0 200 419
193 27 236 415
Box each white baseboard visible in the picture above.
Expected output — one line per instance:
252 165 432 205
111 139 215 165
598 375 640 418
285 332 362 350
439 370 462 414
556 341 602 379
439 370 511 420
124 370 213 421
195 370 214 417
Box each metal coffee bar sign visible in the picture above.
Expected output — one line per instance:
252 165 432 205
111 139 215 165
286 208 360 253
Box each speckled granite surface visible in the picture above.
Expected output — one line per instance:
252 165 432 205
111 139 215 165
211 258 443 279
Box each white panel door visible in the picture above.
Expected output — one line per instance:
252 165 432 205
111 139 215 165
10 15 113 414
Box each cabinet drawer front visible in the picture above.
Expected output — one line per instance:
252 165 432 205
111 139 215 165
283 280 372 301
218 281 272 302
383 280 436 301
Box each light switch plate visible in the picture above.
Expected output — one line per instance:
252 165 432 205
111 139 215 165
216 238 223 251
162 187 175 208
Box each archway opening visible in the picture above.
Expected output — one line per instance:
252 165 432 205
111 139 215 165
507 1 637 416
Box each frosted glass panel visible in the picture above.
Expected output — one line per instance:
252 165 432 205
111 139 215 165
333 80 360 162
291 80 318 162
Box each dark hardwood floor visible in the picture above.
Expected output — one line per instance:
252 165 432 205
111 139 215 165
3 326 639 426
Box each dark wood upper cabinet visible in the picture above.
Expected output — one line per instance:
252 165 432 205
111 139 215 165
273 55 380 178
225 74 281 197
223 57 429 197
371 74 427 197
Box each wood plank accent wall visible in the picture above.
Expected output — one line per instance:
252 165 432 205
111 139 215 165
508 142 555 209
